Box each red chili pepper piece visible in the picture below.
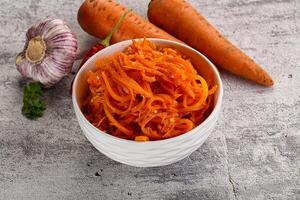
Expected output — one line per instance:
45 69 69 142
79 43 106 67
70 9 131 94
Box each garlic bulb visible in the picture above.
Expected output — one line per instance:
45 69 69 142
16 19 78 87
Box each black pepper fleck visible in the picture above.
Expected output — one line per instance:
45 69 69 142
95 172 101 177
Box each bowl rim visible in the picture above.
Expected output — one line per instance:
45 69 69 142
72 38 223 145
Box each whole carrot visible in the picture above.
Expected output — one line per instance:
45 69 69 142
77 0 181 44
148 0 274 86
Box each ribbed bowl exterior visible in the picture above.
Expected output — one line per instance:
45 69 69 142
72 39 223 167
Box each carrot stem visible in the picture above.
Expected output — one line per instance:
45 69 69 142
101 9 132 47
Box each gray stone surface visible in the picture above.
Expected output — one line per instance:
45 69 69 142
0 0 299 199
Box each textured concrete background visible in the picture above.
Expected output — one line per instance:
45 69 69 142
0 0 299 199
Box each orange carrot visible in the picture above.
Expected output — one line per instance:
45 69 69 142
78 0 181 44
135 136 150 142
83 40 218 141
148 0 274 86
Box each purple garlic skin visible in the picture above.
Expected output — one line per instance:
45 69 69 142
16 19 78 87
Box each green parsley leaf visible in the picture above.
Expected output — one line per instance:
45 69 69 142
22 82 46 119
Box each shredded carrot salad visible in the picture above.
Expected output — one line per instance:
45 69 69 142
83 40 217 141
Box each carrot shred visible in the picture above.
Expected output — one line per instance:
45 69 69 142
83 39 217 141
135 136 150 142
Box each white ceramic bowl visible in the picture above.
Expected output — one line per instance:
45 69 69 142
72 38 223 167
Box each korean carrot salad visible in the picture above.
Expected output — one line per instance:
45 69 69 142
83 40 217 141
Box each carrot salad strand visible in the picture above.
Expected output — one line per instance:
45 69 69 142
83 40 217 141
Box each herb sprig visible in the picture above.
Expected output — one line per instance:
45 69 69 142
22 82 46 119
